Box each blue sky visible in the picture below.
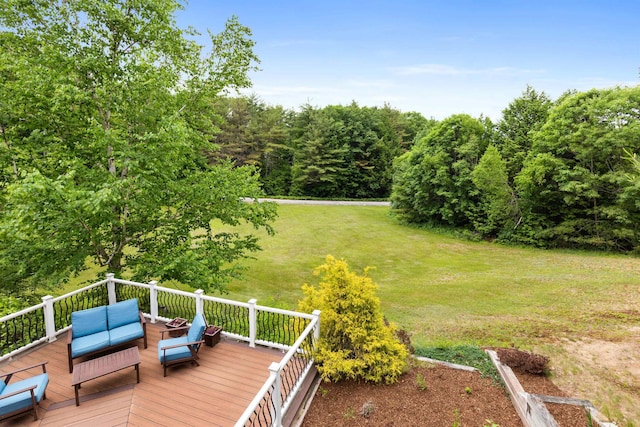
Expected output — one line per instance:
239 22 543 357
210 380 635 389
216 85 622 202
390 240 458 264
176 1 639 120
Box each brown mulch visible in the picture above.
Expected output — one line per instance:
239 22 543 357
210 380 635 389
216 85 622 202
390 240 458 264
513 370 590 427
301 364 590 427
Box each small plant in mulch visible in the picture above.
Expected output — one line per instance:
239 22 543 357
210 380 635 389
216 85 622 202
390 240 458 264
464 386 473 395
318 386 328 397
496 348 549 375
358 399 375 418
343 407 356 420
415 372 428 391
452 408 461 427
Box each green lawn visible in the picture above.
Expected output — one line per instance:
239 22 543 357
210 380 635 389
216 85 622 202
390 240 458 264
220 205 639 347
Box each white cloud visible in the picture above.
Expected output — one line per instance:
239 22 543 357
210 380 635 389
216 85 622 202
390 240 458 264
394 63 546 77
344 78 396 89
267 39 325 48
250 85 336 96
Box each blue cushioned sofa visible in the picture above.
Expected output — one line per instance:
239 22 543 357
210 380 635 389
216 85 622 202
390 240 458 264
66 298 147 372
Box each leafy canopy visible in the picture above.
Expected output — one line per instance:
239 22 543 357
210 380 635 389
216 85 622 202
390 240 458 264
0 0 277 295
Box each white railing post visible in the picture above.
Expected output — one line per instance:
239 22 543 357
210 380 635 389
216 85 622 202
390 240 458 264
42 295 56 343
248 298 257 348
106 273 116 305
312 309 321 343
269 362 283 427
195 289 204 315
149 281 158 323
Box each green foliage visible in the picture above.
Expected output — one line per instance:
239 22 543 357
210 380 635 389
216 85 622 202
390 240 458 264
392 85 640 252
298 255 408 384
415 372 428 391
514 86 640 250
289 106 349 197
208 95 294 196
391 114 489 227
414 345 503 386
0 295 30 317
288 103 424 198
496 86 552 180
472 145 518 237
452 408 461 427
0 0 277 295
343 407 356 420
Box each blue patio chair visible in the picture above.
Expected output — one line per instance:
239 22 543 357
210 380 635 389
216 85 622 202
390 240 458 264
0 361 49 421
158 313 207 377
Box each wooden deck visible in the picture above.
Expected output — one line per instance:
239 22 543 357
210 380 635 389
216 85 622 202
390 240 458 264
0 322 285 427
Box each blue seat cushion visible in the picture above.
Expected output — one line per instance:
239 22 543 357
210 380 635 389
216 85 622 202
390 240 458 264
109 322 144 347
71 331 110 357
71 306 108 338
107 299 140 330
0 373 48 416
158 337 194 363
187 314 206 343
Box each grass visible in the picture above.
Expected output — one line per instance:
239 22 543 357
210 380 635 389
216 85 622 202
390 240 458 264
56 203 640 424
218 205 638 345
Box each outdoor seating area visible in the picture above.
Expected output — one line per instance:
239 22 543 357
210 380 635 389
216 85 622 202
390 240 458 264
0 322 285 426
0 276 320 426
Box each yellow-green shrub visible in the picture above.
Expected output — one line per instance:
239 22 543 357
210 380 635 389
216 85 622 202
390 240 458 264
298 255 408 384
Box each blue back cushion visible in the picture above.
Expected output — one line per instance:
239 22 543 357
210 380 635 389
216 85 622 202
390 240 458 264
0 380 5 394
187 314 206 343
71 306 108 338
107 298 140 329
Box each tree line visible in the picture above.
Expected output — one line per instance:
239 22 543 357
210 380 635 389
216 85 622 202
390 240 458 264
392 86 640 251
206 97 432 198
211 86 640 252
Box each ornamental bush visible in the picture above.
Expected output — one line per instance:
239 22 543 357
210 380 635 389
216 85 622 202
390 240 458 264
298 255 408 384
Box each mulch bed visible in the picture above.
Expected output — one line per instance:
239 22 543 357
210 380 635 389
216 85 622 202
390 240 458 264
301 363 592 426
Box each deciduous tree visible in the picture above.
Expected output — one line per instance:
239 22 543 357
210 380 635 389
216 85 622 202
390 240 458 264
391 114 488 227
0 0 276 294
515 86 640 250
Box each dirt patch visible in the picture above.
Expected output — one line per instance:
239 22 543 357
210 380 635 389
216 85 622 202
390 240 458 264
301 363 591 426
550 335 640 424
562 336 640 380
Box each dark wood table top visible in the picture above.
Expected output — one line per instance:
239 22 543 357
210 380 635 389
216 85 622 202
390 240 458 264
72 346 140 385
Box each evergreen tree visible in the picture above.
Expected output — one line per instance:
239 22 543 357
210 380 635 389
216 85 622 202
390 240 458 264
298 255 408 384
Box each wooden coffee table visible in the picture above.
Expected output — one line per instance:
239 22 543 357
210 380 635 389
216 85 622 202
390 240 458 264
71 346 141 406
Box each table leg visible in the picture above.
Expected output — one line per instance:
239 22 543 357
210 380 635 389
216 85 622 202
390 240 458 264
135 363 140 383
75 385 80 406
